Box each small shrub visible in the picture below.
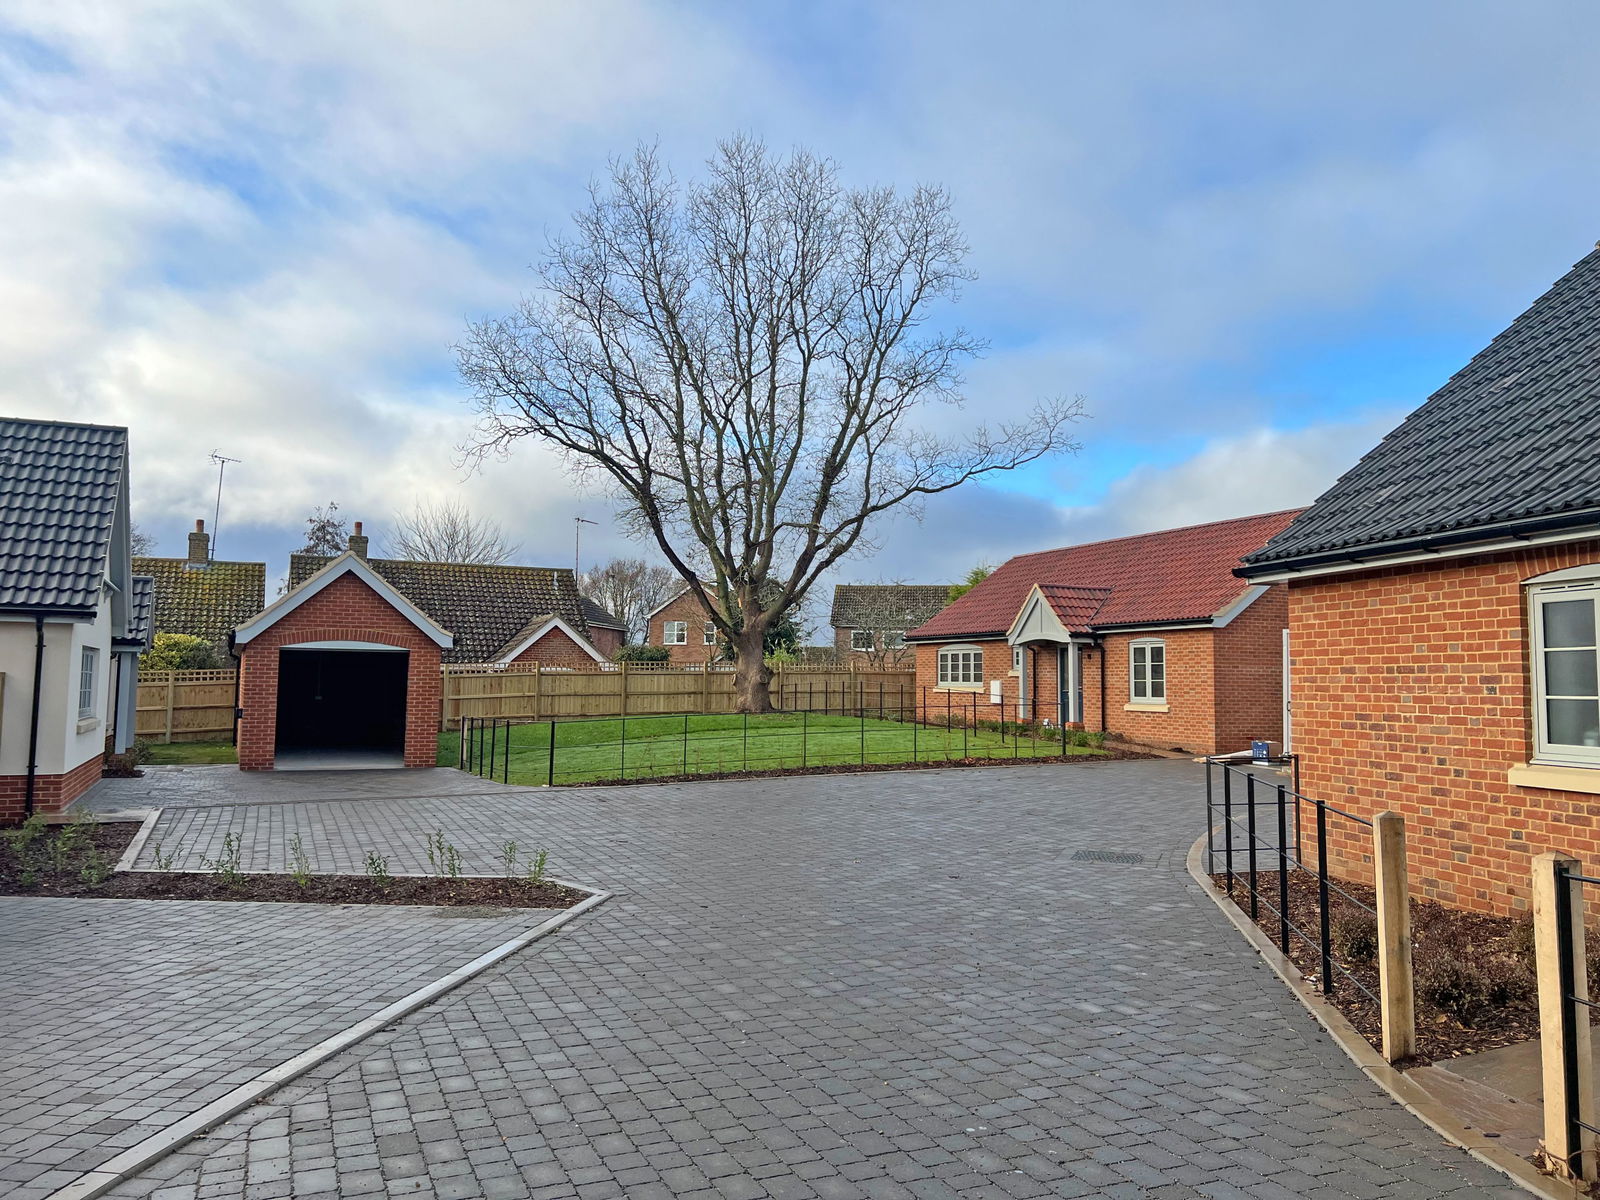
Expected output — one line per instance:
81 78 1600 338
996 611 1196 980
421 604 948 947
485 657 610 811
615 644 670 663
50 819 89 876
79 845 112 886
288 833 312 888
201 831 245 888
524 848 549 886
149 840 178 871
1415 949 1533 1026
425 832 463 878
1507 914 1538 970
1330 910 1379 965
500 840 519 879
101 752 143 778
131 738 154 765
364 852 392 887
6 815 47 886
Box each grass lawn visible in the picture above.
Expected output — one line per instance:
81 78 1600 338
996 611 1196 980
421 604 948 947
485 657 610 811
438 711 1105 786
141 740 238 765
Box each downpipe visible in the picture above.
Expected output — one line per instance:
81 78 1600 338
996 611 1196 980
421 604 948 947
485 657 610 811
25 615 44 819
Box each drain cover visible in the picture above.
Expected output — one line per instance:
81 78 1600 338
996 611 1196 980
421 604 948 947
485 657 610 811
1070 849 1144 865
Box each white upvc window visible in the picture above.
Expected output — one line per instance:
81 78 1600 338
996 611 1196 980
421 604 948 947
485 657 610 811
882 630 904 649
663 620 688 645
1130 639 1166 702
1531 579 1600 767
78 647 99 719
937 644 985 688
1011 646 1023 673
851 629 875 652
703 621 718 645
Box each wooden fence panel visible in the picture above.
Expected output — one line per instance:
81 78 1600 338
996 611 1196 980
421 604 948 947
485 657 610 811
136 669 237 743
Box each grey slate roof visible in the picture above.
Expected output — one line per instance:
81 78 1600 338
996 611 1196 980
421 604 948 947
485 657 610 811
1243 246 1600 572
830 584 951 630
287 554 591 663
134 555 267 644
578 596 626 630
115 575 155 650
0 418 128 614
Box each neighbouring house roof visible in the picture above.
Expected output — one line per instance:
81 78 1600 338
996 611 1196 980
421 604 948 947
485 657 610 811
287 554 589 663
578 596 627 631
0 418 129 615
1243 246 1600 574
829 584 951 631
114 575 156 651
907 509 1304 641
494 614 609 664
237 553 454 648
134 555 267 644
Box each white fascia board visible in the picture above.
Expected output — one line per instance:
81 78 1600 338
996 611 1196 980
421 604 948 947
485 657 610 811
495 616 608 665
641 585 696 623
233 552 453 648
1246 525 1600 584
282 640 409 652
1006 585 1076 646
1211 585 1270 629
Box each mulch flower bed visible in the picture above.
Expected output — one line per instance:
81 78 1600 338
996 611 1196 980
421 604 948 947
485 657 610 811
1216 869 1546 1065
2 820 586 909
575 746 1154 788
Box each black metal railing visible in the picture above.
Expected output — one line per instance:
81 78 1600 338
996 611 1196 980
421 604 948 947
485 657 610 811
1204 756 1377 1002
1553 862 1600 1176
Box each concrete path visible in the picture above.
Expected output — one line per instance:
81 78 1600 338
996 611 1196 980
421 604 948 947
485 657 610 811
53 758 1523 1199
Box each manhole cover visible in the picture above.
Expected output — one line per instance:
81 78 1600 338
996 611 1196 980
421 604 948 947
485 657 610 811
1070 849 1144 865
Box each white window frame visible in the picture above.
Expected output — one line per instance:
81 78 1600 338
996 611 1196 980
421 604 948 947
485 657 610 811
1129 639 1166 703
1011 646 1023 674
78 646 100 719
1529 577 1600 768
703 621 718 646
663 620 688 645
937 644 985 690
882 630 904 650
851 629 875 652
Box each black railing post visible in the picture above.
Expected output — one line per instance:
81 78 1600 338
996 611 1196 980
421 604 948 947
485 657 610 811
620 714 627 781
1316 798 1333 995
683 713 690 777
1222 767 1234 893
1276 783 1290 953
1246 773 1259 920
742 712 748 773
801 708 808 768
1556 863 1583 1169
1205 760 1215 875
489 719 498 782
546 719 556 787
860 698 866 766
503 720 510 783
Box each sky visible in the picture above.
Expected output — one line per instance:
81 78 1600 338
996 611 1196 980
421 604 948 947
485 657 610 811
4 0 1600 612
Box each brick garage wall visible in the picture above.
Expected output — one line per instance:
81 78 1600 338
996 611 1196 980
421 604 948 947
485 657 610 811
1290 540 1600 916
236 573 443 771
587 625 624 658
0 753 105 822
648 592 717 665
508 625 605 668
1212 584 1289 754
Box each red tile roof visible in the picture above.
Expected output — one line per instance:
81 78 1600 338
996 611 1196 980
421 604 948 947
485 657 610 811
908 509 1305 641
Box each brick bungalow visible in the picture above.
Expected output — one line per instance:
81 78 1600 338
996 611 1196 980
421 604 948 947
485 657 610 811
905 510 1302 755
232 552 453 770
829 584 950 664
291 527 607 667
1238 244 1600 916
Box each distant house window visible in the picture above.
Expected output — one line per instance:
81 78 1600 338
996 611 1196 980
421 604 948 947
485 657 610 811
851 629 875 652
78 647 99 719
1130 640 1166 702
1011 646 1023 673
937 645 985 688
882 631 904 649
704 621 718 645
1531 580 1600 766
663 620 688 645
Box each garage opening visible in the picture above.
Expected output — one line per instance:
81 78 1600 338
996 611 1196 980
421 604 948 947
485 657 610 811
275 647 408 769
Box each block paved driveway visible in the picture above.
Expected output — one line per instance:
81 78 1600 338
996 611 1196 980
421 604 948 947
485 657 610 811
87 758 1518 1199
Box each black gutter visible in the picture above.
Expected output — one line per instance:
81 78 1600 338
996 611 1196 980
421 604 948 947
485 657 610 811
1237 508 1600 579
24 616 44 820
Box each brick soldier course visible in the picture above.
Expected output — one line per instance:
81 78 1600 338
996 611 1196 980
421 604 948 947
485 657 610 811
44 760 1517 1200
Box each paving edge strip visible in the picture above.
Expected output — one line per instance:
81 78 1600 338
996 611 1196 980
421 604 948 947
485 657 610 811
1185 834 1583 1200
42 884 613 1200
113 810 160 872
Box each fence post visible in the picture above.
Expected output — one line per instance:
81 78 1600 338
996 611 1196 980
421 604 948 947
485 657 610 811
1315 799 1333 995
440 665 450 731
1534 852 1596 1182
1371 811 1415 1064
1246 773 1258 920
546 720 556 787
620 659 630 718
1222 767 1234 892
164 673 176 744
533 664 542 720
1275 784 1290 953
1205 761 1215 875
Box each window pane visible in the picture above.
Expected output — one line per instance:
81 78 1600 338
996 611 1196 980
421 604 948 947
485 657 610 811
1548 698 1600 748
1149 645 1165 667
1544 598 1596 649
1546 649 1599 698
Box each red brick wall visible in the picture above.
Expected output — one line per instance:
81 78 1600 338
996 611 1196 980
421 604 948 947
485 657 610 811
1212 584 1288 753
648 591 718 665
1289 541 1600 915
508 624 604 667
236 573 443 770
587 625 624 658
1089 629 1218 753
0 753 105 822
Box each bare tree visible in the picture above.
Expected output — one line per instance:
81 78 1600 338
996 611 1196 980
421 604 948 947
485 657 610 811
459 137 1081 710
384 499 519 565
129 523 157 556
838 583 945 668
297 502 348 555
579 557 678 641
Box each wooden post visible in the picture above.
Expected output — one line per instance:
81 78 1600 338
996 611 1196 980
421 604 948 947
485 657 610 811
702 658 711 713
532 663 542 720
1534 851 1597 1182
619 659 630 718
1371 811 1415 1063
163 672 176 744
440 664 451 731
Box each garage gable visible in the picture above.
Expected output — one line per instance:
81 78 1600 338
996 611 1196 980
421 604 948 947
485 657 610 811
233 552 453 648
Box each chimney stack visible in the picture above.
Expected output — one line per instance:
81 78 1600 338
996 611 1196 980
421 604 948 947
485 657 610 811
348 521 368 560
186 519 209 567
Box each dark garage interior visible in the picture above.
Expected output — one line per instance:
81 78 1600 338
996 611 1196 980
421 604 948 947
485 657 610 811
275 648 409 756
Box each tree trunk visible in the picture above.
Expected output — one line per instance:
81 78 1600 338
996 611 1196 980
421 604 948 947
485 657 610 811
731 621 775 713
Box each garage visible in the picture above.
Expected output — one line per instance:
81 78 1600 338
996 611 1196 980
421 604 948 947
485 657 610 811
230 553 453 771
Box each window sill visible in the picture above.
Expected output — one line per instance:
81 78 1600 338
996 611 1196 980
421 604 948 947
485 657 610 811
934 684 985 693
1509 762 1600 795
1123 702 1170 713
77 717 100 734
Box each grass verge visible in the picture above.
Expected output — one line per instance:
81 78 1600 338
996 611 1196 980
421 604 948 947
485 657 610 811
140 740 238 765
